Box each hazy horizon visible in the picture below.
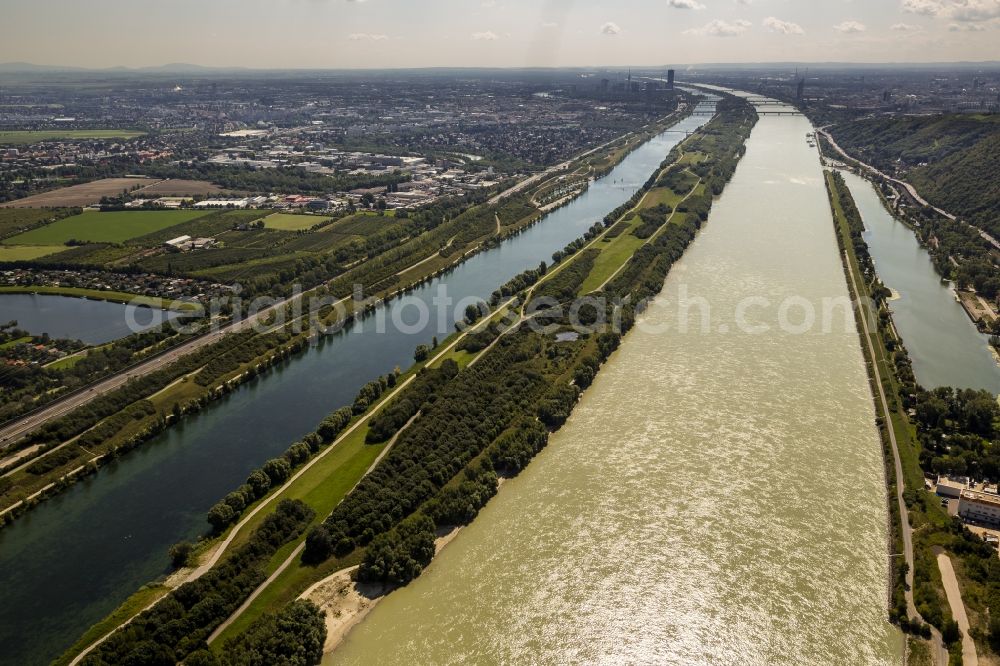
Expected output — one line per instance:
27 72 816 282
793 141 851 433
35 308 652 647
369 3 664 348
2 0 999 70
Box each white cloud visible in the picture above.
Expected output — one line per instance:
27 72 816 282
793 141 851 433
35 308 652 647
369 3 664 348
481 0 496 6
762 16 804 34
902 0 944 15
948 21 988 29
902 0 1000 22
471 30 499 40
952 0 1000 21
668 0 706 9
348 32 388 40
685 18 751 36
601 21 623 35
833 20 867 33
890 22 921 30
540 21 559 28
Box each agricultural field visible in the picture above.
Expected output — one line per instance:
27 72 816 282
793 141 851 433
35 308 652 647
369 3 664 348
0 208 63 240
6 210 210 245
0 245 62 261
134 179 227 197
0 129 146 145
2 177 156 208
262 213 331 231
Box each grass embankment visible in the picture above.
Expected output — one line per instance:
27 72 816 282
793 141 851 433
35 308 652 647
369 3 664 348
209 99 750 650
57 107 717 662
204 320 495 644
578 153 703 294
826 170 957 658
2 133 613 520
0 285 203 312
52 585 168 666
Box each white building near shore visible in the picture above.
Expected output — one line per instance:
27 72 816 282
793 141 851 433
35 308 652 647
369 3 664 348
959 490 1000 526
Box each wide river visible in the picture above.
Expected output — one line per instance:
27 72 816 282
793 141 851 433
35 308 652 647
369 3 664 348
0 105 715 665
329 101 903 664
842 170 1000 394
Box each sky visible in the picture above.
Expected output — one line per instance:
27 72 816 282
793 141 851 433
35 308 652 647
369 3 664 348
2 0 999 69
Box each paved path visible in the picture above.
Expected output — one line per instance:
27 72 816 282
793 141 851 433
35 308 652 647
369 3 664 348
2 150 554 453
842 248 948 666
66 294 517 664
936 549 979 666
199 301 513 645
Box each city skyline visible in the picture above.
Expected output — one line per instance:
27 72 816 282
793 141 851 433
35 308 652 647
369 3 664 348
2 0 1000 69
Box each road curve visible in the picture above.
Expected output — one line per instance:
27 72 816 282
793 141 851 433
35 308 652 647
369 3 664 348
819 128 1000 254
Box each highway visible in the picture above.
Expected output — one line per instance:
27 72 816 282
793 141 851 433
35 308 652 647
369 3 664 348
0 295 297 448
2 110 691 451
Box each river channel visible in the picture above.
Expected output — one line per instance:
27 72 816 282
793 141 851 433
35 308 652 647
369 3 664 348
841 170 1000 395
0 106 715 665
328 100 903 665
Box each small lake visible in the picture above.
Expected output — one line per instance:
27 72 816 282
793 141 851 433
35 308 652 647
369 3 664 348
843 171 1000 394
0 293 178 345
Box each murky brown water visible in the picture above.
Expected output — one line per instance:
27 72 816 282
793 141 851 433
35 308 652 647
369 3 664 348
328 103 902 665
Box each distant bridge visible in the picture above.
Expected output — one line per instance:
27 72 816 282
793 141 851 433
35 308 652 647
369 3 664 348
757 110 802 116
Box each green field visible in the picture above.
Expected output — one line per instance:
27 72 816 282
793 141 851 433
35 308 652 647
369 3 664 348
0 129 146 146
7 210 210 245
262 213 330 231
0 245 63 261
0 336 32 350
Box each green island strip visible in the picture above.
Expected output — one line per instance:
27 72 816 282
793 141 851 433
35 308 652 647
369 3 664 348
59 95 757 666
0 129 146 145
0 285 203 312
0 104 696 525
828 170 1000 664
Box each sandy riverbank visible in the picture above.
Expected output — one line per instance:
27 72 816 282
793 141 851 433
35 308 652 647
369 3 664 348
302 525 466 656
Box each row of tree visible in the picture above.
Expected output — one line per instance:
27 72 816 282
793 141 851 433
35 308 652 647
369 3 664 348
82 499 315 665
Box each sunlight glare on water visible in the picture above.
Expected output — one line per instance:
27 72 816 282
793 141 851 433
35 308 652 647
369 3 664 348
328 101 903 666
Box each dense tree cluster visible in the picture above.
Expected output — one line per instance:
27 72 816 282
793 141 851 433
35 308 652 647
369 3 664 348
357 513 437 585
632 203 673 240
198 600 327 666
831 115 1000 236
535 250 599 303
83 500 314 665
914 387 1000 479
302 329 555 564
491 261 548 305
141 162 409 196
366 360 459 443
